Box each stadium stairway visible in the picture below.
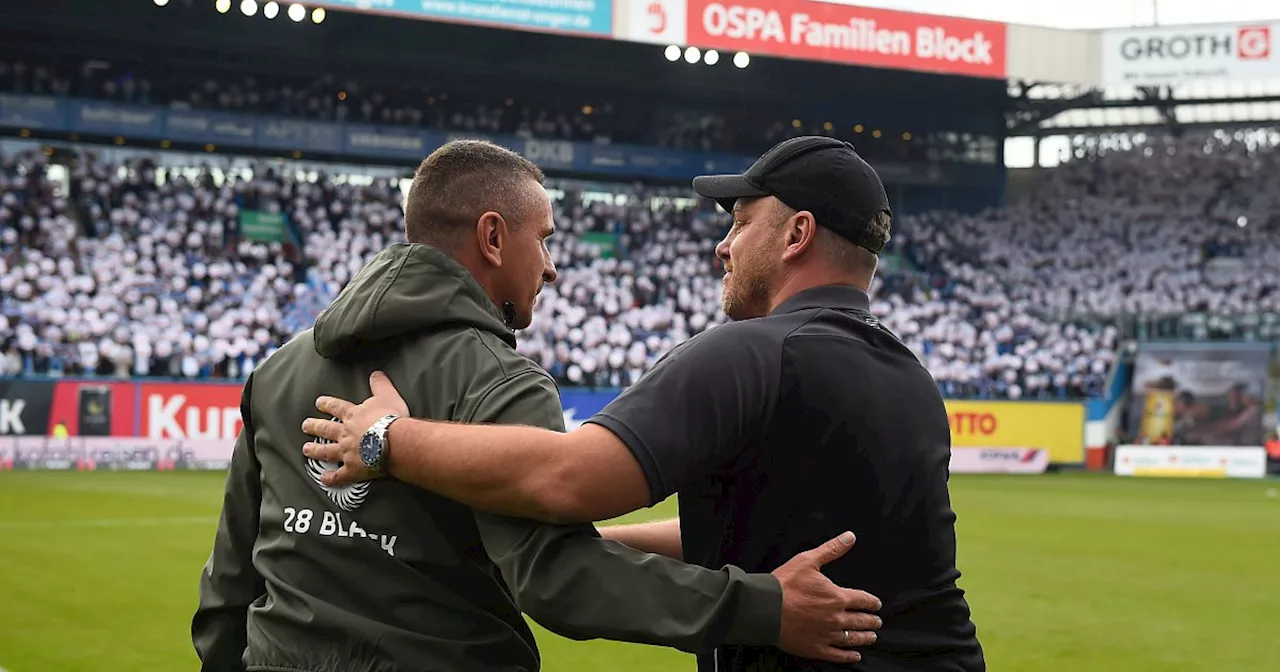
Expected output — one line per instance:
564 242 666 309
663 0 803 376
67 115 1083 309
1084 343 1136 470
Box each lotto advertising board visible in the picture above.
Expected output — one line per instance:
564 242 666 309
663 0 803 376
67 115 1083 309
1113 445 1267 479
945 400 1086 464
1101 22 1280 85
614 0 1007 78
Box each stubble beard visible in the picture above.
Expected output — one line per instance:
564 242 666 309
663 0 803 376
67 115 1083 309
721 267 772 321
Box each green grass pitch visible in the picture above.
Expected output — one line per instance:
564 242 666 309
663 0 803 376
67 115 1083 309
0 471 1275 671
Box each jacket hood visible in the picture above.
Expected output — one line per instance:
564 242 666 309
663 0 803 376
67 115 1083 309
313 243 513 359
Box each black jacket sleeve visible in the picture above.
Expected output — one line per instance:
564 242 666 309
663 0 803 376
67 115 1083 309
192 375 265 672
469 370 782 654
587 323 781 504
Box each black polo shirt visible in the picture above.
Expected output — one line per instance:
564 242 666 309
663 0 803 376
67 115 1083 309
588 285 984 672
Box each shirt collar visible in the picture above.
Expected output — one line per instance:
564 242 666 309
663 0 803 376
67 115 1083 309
771 284 871 316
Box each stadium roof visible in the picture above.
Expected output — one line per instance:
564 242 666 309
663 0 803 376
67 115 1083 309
1007 79 1280 137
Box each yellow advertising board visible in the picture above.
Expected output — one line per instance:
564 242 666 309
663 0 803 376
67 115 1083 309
944 400 1086 464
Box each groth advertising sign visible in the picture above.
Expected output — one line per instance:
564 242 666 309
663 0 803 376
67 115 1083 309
1102 23 1280 84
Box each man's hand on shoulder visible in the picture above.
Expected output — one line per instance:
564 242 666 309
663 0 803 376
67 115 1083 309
773 532 882 664
302 371 409 486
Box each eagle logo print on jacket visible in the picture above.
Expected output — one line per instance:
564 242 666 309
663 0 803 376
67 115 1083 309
305 417 370 511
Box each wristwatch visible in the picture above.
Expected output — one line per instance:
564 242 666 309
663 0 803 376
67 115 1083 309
359 414 401 475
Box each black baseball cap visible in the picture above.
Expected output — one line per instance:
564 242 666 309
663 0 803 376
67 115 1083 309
692 136 892 253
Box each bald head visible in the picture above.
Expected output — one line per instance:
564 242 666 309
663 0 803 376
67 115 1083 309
403 140 545 251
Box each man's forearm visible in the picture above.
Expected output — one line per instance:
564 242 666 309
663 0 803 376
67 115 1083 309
383 419 651 523
475 511 780 654
386 418 574 521
599 518 683 560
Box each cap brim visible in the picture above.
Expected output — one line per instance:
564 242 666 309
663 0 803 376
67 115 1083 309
692 174 770 213
692 174 769 200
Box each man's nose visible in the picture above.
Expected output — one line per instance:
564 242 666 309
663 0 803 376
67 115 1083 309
544 260 558 283
715 236 731 262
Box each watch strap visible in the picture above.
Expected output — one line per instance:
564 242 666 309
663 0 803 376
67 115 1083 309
364 414 400 473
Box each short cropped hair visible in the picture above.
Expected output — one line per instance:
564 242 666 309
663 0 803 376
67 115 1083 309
404 140 545 249
821 210 892 274
775 200 890 275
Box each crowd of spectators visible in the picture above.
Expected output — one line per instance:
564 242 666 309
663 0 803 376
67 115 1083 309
3 129 1279 399
903 132 1280 319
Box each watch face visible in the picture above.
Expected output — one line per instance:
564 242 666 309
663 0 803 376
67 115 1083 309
359 433 381 469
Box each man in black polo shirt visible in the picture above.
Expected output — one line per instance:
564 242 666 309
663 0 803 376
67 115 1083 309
304 136 986 671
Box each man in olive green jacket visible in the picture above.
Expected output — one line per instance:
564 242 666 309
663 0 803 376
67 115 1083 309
193 140 880 672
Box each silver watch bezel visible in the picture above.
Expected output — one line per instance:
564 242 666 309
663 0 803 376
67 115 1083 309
361 414 400 473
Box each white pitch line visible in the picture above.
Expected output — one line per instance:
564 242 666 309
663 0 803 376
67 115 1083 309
0 515 216 531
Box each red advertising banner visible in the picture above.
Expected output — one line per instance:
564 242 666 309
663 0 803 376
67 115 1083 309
683 0 1006 78
10 379 248 438
47 380 136 437
138 382 244 441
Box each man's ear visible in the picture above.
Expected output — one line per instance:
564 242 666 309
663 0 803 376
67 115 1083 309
475 211 507 267
780 210 818 262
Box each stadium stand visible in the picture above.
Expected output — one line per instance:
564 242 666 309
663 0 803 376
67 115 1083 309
5 126 1277 399
0 54 986 166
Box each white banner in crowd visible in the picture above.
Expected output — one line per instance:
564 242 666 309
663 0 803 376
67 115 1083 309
1113 445 1267 479
949 447 1049 474
1101 22 1280 84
